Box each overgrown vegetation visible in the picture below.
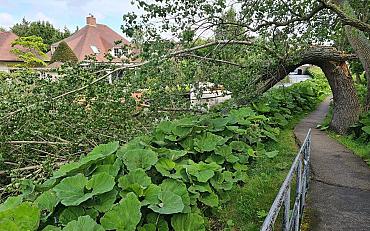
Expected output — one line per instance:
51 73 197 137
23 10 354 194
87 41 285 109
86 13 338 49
0 73 330 230
314 68 370 166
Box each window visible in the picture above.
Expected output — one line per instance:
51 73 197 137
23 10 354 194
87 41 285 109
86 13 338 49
113 47 129 58
90 45 100 54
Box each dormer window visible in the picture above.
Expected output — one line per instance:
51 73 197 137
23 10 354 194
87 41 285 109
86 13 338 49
90 45 100 54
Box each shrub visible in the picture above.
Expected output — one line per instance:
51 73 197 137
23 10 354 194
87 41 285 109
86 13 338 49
50 41 78 63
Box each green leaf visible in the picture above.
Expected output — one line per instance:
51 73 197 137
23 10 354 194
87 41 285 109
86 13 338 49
63 215 104 231
53 173 114 206
185 161 221 183
0 202 40 231
155 158 177 177
194 132 226 152
361 126 370 135
229 141 250 152
89 189 118 213
0 196 23 212
157 148 187 161
142 184 161 206
121 149 158 171
118 168 152 196
35 190 59 213
53 141 119 178
148 191 184 214
101 192 142 231
59 207 85 226
265 150 279 158
42 225 61 231
199 192 219 207
160 179 191 213
171 213 205 231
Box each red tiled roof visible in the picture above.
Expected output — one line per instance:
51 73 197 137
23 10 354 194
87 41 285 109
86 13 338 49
50 18 130 62
0 32 19 61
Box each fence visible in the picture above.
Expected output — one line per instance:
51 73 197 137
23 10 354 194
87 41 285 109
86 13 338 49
261 129 312 231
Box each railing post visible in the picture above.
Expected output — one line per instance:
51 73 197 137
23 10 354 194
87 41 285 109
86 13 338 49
282 186 290 231
261 129 312 231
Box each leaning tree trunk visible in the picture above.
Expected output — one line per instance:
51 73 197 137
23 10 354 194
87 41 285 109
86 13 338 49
336 0 370 110
256 46 360 134
320 61 361 134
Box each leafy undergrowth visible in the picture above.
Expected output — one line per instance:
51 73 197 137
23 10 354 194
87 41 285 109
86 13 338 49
0 74 329 230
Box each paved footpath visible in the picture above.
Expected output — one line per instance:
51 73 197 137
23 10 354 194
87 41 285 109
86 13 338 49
294 97 370 231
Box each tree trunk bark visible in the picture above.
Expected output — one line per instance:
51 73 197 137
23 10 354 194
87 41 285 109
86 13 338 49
320 61 361 134
257 46 360 134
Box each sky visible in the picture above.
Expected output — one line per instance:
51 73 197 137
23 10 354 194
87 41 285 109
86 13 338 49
0 0 141 35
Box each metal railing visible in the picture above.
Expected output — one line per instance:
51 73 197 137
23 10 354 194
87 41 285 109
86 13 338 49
261 129 312 231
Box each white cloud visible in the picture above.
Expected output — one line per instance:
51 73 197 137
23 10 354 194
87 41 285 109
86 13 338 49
0 12 15 29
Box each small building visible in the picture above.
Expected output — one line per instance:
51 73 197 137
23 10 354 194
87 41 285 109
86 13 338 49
0 32 22 72
49 15 131 63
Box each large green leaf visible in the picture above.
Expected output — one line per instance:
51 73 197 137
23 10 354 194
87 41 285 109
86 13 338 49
185 161 222 183
194 132 226 152
142 184 161 206
199 192 219 207
53 173 115 206
156 148 187 161
155 158 177 177
118 168 152 196
120 149 158 171
63 215 104 231
0 196 23 212
171 213 205 231
35 190 60 221
59 207 85 226
87 189 118 213
101 192 141 231
160 179 191 213
53 141 119 178
148 191 184 214
0 202 40 231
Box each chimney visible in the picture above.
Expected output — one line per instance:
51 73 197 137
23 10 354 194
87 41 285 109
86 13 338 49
86 14 96 26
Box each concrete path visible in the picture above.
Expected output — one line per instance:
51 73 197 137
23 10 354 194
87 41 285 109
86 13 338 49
294 97 370 231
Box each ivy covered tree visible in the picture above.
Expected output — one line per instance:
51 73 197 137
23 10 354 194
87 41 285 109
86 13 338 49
50 41 78 63
10 36 48 67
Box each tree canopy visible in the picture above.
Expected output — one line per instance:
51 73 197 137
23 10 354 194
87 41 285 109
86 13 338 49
11 18 71 47
10 36 48 67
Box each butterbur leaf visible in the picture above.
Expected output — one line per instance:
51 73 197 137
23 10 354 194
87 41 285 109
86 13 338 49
0 196 23 212
160 179 191 213
171 213 205 231
194 132 226 152
229 141 250 152
42 225 61 231
157 148 187 161
199 192 219 207
53 174 88 206
35 190 59 220
121 149 158 171
59 207 85 225
142 184 161 206
90 189 118 212
148 191 184 214
215 145 232 157
155 158 177 177
53 141 119 178
265 150 279 158
185 161 221 183
63 215 104 231
86 172 115 194
101 192 141 231
53 173 114 206
118 168 152 194
0 202 40 231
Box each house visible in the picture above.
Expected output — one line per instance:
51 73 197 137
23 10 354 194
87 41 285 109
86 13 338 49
49 15 131 63
0 32 22 72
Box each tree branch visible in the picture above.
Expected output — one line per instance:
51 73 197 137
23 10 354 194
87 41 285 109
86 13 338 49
319 0 370 33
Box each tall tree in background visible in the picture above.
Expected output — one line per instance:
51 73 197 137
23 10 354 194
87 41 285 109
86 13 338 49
10 36 48 67
11 18 71 47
